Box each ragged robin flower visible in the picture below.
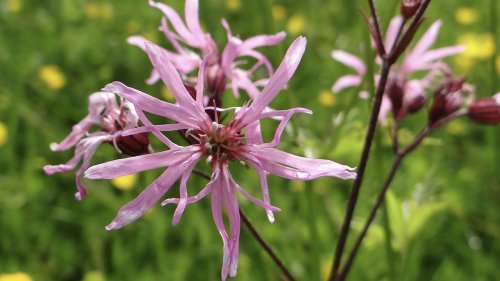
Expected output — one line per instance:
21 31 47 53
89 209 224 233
44 92 149 200
331 17 464 123
128 0 286 102
84 38 356 280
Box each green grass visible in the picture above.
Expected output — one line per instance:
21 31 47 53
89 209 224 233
0 0 498 280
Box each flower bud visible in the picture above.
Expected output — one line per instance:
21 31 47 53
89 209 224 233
401 0 421 19
467 94 500 125
115 132 150 156
429 77 467 125
406 94 427 113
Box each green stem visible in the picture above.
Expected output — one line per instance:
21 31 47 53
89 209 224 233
306 182 321 281
381 201 396 281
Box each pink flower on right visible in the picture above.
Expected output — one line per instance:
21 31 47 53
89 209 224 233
331 17 465 123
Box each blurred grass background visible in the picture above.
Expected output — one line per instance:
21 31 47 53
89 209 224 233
0 0 498 280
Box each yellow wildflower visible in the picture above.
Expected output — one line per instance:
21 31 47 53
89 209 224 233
82 271 106 281
7 0 22 12
0 121 7 147
318 90 336 107
0 272 33 281
272 5 286 21
111 174 138 191
38 65 66 90
85 3 113 20
455 7 477 25
458 33 495 60
287 15 306 35
226 0 241 12
161 86 175 101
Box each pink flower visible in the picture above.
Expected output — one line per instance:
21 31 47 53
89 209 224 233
84 38 356 280
128 0 286 100
332 17 465 123
44 92 148 200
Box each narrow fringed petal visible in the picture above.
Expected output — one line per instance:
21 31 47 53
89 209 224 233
331 75 363 93
260 108 312 148
236 37 307 128
172 154 198 225
211 166 240 280
144 42 210 124
85 146 199 180
331 50 366 75
105 152 199 230
410 20 442 57
122 123 189 137
49 91 116 151
384 16 404 52
102 82 187 124
378 95 393 124
245 146 357 180
127 35 197 83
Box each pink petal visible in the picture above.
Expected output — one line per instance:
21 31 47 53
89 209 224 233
122 123 189 136
378 95 392 124
105 163 187 230
237 37 307 128
144 42 210 124
148 0 199 47
331 75 363 93
102 82 186 124
172 155 198 226
85 146 200 179
410 20 442 57
261 108 312 148
384 16 404 52
331 50 366 75
245 147 357 180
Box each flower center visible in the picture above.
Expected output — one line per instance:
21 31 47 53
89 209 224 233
199 122 244 164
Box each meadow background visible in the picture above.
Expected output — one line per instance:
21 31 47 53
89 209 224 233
0 0 498 280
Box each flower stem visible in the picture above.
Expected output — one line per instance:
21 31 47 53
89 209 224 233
328 57 391 281
192 169 296 281
335 110 466 280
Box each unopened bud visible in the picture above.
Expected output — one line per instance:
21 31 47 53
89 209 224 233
467 94 500 125
429 77 467 125
115 132 150 156
407 94 427 113
401 0 421 19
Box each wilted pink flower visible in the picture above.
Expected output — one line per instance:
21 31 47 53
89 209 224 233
332 17 464 123
85 38 356 280
467 93 500 125
44 92 148 200
128 0 286 100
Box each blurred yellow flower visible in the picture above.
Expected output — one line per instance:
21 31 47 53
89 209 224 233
272 5 286 21
38 65 66 90
0 272 32 281
455 7 477 25
162 87 174 101
458 33 496 60
226 0 241 12
446 119 468 136
85 3 113 20
318 90 336 107
82 271 106 281
287 15 306 35
7 0 22 12
111 174 138 191
0 122 7 147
